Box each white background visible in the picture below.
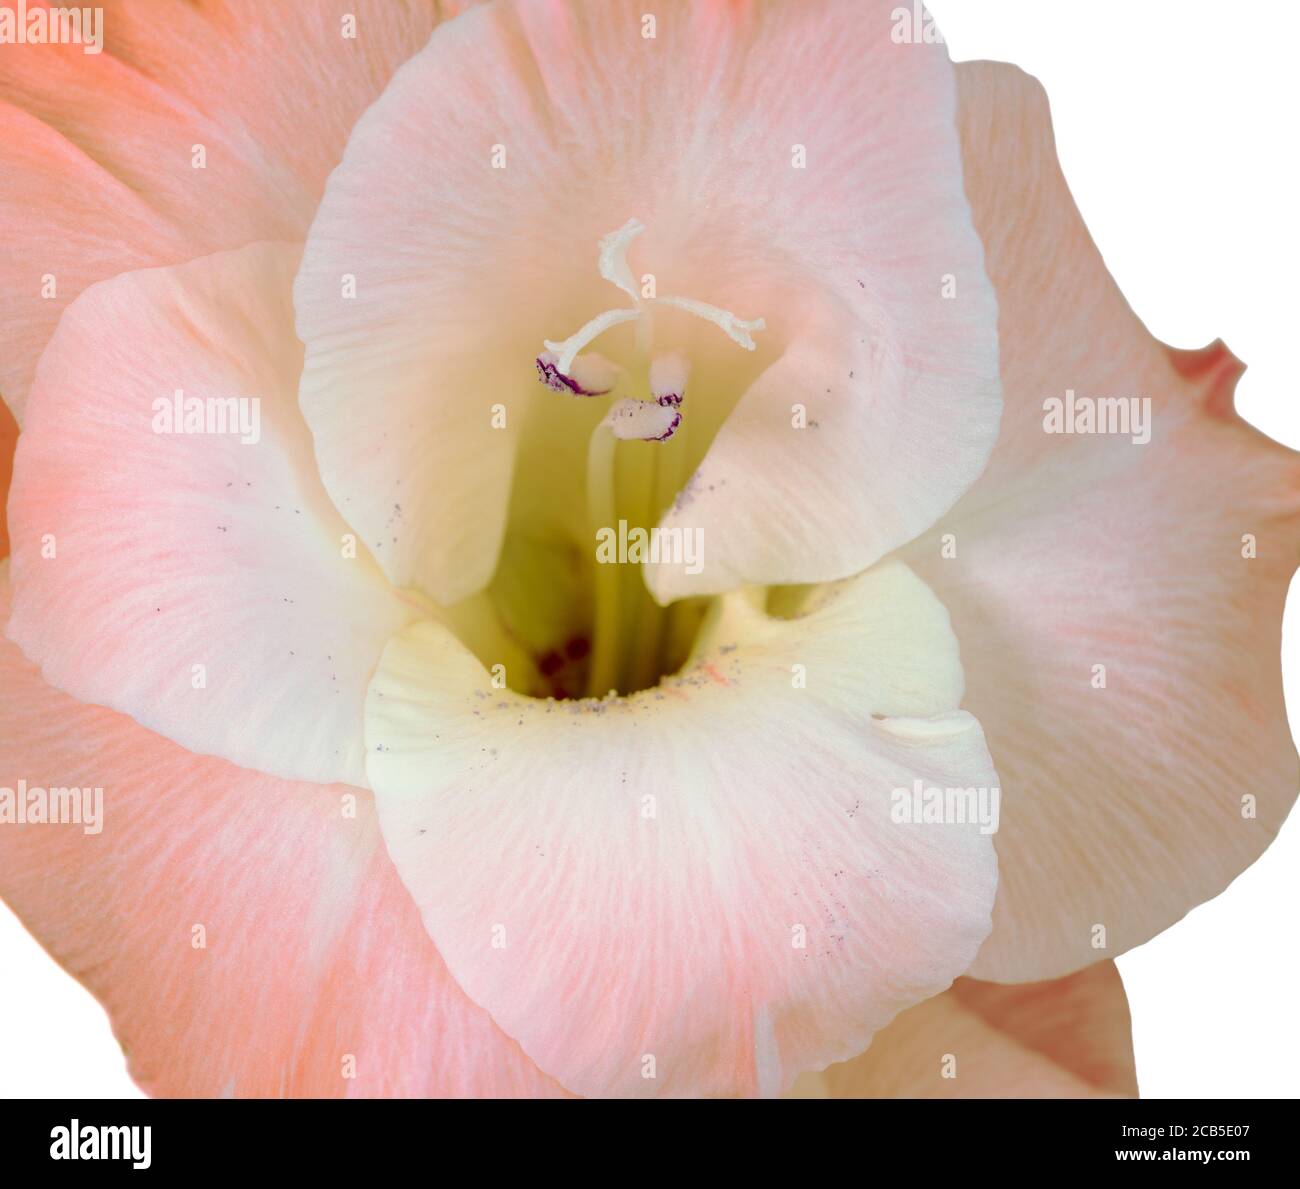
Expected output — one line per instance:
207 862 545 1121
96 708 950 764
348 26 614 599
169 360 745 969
1 0 1297 1098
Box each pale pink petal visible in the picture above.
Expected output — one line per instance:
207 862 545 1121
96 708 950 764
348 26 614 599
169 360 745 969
6 244 415 786
0 399 14 558
0 562 565 1098
899 63 1300 981
791 962 1136 1098
0 0 471 420
366 560 999 1097
294 0 1000 605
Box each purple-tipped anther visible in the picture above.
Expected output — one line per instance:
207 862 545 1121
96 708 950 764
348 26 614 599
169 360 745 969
606 398 682 442
535 350 616 396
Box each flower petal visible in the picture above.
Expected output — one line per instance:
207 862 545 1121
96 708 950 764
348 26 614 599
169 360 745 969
365 560 999 1097
0 0 466 421
0 398 15 559
791 962 1136 1098
294 0 1000 606
900 63 1300 981
6 244 415 786
0 562 565 1098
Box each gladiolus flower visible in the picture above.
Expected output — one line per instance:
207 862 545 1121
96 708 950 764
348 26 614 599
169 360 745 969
0 0 1293 1099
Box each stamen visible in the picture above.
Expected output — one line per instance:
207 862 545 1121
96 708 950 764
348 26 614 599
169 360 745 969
649 352 690 407
605 398 681 442
586 424 621 696
543 308 639 375
535 350 620 396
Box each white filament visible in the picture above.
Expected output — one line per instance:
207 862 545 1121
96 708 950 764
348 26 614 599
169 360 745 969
544 308 640 376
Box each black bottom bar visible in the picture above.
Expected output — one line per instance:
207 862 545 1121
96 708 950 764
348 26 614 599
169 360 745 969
3 1097 1292 1177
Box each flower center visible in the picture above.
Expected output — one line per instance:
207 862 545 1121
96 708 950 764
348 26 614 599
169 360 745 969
437 219 768 702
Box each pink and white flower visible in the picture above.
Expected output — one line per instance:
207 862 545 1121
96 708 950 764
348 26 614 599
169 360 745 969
0 0 1293 1098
